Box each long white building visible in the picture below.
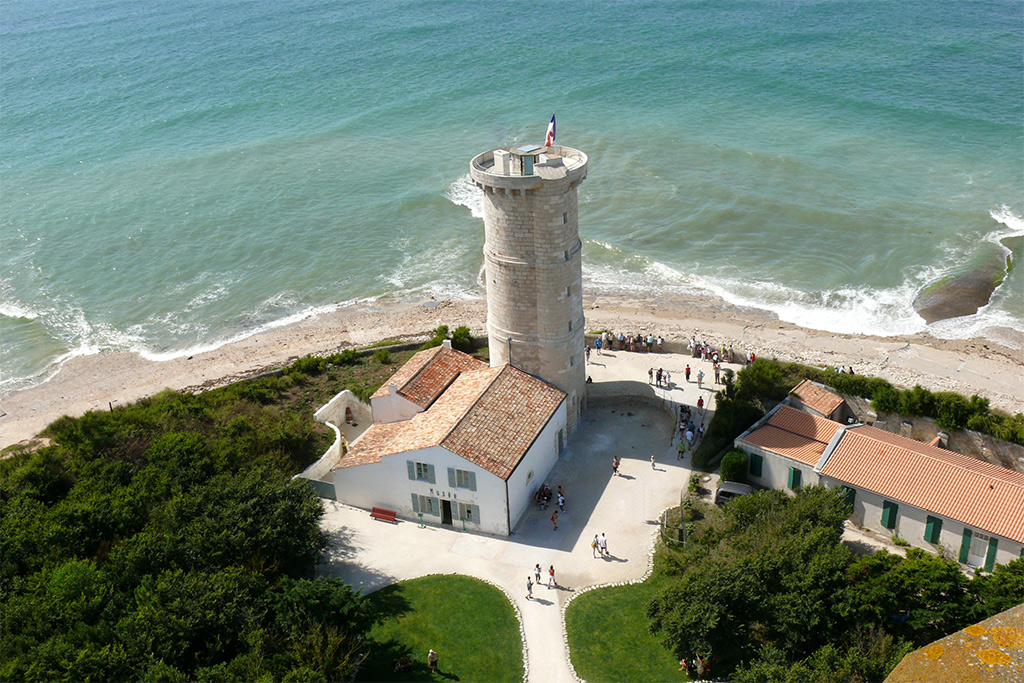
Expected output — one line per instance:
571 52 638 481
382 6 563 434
735 384 1024 571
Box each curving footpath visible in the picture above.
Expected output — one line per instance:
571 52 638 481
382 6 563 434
318 349 728 682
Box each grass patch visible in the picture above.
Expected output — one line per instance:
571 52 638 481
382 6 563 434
565 549 690 682
357 575 524 683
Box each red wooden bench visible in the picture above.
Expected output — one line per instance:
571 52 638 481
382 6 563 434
370 506 398 523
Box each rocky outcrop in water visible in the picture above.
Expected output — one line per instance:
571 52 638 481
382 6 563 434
913 239 1016 324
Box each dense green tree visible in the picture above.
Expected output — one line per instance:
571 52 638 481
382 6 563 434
0 375 372 681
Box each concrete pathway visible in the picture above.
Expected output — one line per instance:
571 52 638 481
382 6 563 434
318 347 733 682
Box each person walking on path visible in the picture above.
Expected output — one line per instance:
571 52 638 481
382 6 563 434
697 369 704 389
526 576 533 600
428 649 439 673
685 364 691 382
551 511 558 531
664 369 671 388
592 534 600 557
557 492 565 512
599 533 608 557
651 454 656 469
714 363 720 384
595 337 602 355
678 438 686 459
535 563 542 584
548 565 556 588
697 396 704 414
648 367 654 384
612 455 620 476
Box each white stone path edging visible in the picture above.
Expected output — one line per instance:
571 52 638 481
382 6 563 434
558 507 717 683
559 507 662 683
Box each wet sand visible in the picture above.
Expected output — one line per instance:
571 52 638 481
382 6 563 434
2 291 1022 449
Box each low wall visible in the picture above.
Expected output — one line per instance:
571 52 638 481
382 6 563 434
295 389 374 496
586 380 681 421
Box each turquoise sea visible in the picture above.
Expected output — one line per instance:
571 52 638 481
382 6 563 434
2 0 1022 392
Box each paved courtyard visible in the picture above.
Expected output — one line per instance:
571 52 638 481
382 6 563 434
318 346 732 683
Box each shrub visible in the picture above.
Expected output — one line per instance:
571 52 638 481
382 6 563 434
451 325 474 352
688 474 701 493
291 356 326 376
720 450 748 483
327 349 359 366
420 325 449 350
693 397 764 469
373 348 391 365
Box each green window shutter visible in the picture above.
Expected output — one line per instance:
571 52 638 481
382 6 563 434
984 536 998 572
881 501 898 529
842 486 856 507
426 464 436 484
407 461 416 480
925 516 942 544
448 467 457 488
750 453 763 477
788 467 802 490
428 497 440 516
959 529 973 563
470 504 480 522
411 494 420 513
468 471 477 491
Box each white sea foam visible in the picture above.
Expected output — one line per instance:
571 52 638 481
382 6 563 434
444 174 484 219
136 295 377 362
0 301 39 320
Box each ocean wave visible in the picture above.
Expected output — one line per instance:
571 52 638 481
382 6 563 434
583 256 931 337
0 301 39 320
136 295 378 362
444 173 484 219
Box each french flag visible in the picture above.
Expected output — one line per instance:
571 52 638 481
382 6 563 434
545 114 556 147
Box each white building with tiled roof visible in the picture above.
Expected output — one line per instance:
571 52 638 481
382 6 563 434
332 342 567 535
735 398 1024 571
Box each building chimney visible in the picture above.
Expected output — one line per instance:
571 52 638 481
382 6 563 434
442 339 452 349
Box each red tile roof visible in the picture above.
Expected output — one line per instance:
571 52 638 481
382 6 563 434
738 404 843 466
369 345 488 408
821 426 1024 543
338 360 565 480
790 379 846 418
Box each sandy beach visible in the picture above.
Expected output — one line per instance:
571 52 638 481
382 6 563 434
2 291 1022 450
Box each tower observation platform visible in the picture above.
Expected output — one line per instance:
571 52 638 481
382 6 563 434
470 144 589 432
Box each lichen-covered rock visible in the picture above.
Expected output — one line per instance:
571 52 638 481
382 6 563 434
913 242 1012 324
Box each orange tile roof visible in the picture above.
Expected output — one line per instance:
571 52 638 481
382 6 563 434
338 362 565 480
738 405 843 466
443 365 565 479
790 378 846 418
370 345 488 408
821 426 1024 544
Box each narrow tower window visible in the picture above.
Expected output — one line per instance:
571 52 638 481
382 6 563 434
562 212 568 224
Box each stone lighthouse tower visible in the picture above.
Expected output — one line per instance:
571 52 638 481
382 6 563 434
470 143 588 431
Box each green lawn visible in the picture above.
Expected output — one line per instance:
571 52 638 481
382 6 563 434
357 574 524 683
565 550 690 683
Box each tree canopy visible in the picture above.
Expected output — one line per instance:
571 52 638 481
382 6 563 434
647 487 1024 681
0 369 372 681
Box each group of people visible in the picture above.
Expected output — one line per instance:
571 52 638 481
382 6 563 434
677 404 705 457
526 563 558 598
534 483 565 513
590 532 610 558
679 652 715 677
648 366 672 387
591 330 665 354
